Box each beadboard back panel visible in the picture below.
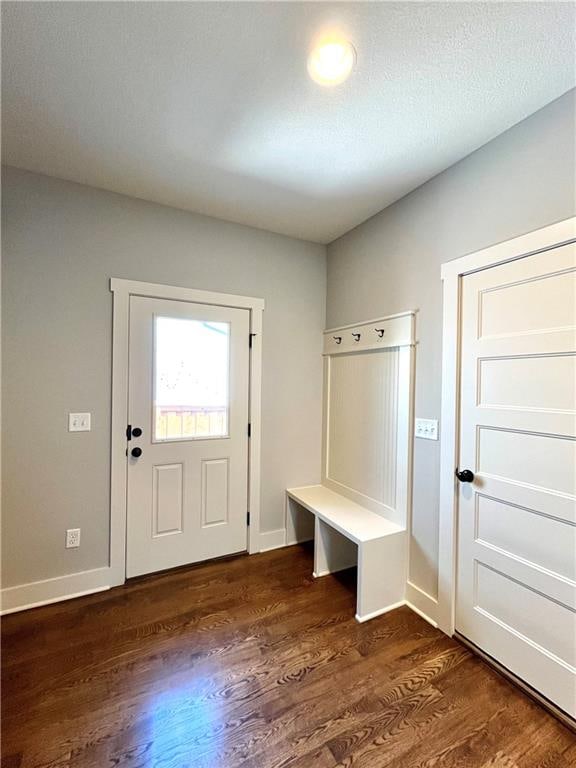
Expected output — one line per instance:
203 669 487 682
322 312 416 527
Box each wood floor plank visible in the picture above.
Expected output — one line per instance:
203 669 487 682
2 545 574 768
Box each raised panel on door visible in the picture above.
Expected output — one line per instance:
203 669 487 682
152 463 184 537
478 354 575 412
201 458 229 527
474 562 575 669
456 241 576 718
478 269 575 338
477 427 576 494
475 494 576 582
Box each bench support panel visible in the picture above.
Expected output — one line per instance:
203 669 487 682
286 489 408 623
313 518 357 578
356 533 407 622
286 495 315 546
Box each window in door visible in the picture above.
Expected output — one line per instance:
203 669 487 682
153 316 230 441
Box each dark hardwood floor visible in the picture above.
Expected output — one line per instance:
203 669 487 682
2 544 574 768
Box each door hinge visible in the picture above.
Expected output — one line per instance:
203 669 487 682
248 423 252 438
247 511 251 526
249 333 256 349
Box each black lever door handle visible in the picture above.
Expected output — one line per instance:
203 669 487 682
131 447 143 458
455 468 474 483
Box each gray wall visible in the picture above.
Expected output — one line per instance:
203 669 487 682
1 167 326 588
326 89 576 600
3 89 575 595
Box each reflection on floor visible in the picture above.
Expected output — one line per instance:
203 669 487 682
2 544 574 767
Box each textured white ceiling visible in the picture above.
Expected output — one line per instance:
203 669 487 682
2 2 575 243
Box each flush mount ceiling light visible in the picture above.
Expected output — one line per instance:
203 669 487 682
307 37 356 86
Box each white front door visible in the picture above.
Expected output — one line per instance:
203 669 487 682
456 242 576 717
126 296 250 578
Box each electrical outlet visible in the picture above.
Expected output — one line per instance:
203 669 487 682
415 418 438 441
69 413 91 432
66 528 81 548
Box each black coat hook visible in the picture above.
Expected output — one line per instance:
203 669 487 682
375 328 385 338
352 333 361 342
333 336 342 344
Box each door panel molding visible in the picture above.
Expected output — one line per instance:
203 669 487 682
110 279 264 585
152 463 184 537
438 217 576 636
201 458 230 527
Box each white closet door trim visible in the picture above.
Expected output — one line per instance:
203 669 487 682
109 279 264 586
438 217 576 635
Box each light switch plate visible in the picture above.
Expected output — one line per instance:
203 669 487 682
69 412 91 432
415 418 438 440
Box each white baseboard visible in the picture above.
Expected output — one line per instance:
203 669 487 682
406 600 438 628
355 600 406 623
1 566 112 615
259 528 287 552
354 599 440 627
286 534 314 546
0 549 442 630
406 580 439 627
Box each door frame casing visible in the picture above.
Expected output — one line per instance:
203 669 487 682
437 217 576 635
109 278 265 586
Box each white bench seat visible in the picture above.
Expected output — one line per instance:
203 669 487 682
286 485 403 543
286 485 407 623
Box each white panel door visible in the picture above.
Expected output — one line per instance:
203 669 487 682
126 296 250 577
456 242 576 717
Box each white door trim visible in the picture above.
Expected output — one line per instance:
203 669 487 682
109 278 264 586
437 217 576 635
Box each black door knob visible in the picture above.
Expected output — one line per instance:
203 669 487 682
132 427 142 438
455 468 474 483
131 447 143 458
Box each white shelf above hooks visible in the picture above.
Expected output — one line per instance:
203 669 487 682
323 310 416 355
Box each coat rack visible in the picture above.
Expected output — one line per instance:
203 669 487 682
286 309 417 622
322 311 416 527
